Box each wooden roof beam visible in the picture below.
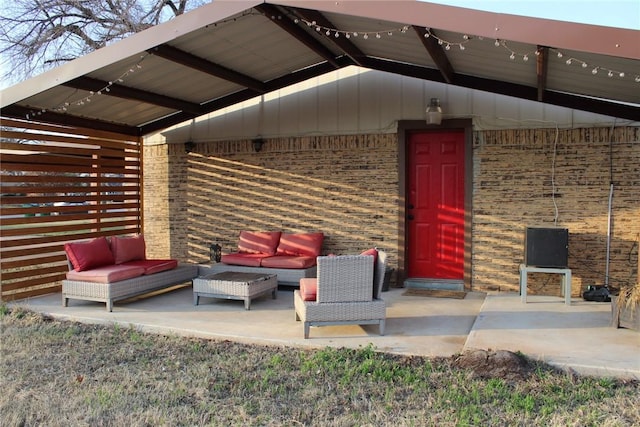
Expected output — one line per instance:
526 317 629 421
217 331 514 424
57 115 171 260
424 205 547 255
536 46 549 102
255 4 341 69
412 26 455 84
291 8 367 67
149 44 266 93
0 105 140 136
63 76 205 116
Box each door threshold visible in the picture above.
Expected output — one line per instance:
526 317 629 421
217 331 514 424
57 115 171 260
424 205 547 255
404 278 464 291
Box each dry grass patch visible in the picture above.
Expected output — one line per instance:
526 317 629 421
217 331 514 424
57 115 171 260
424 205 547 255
1 305 638 426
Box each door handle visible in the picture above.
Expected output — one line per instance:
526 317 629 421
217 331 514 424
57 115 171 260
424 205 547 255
408 214 415 220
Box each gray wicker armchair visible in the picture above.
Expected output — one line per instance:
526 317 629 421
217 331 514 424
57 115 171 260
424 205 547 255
293 250 387 338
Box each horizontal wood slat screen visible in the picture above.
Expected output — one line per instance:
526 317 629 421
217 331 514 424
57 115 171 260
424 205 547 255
1 117 143 301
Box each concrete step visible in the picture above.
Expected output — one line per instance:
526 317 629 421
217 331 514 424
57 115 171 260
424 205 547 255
404 278 464 291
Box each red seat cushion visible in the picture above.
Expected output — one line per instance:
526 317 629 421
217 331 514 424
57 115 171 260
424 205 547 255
65 264 145 283
122 259 178 275
238 231 282 255
276 232 324 257
260 255 316 269
111 234 146 264
299 278 317 301
64 237 115 271
221 252 268 267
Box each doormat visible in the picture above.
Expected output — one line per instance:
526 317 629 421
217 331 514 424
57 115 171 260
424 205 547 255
403 288 467 299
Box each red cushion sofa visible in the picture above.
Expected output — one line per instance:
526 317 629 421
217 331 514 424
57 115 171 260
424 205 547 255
198 231 323 287
62 235 198 311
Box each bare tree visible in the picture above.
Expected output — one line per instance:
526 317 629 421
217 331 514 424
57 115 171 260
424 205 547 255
0 0 206 87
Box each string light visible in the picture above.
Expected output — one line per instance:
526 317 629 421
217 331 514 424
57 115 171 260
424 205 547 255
293 18 639 84
23 16 640 120
25 54 148 119
549 47 629 79
424 28 472 50
295 17 409 40
494 39 537 62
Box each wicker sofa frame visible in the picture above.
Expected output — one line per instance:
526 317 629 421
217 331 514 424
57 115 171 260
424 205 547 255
62 263 198 312
293 251 387 338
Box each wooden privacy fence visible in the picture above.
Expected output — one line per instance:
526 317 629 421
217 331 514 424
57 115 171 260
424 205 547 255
1 118 143 301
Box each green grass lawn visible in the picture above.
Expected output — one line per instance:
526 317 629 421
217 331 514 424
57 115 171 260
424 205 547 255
1 305 638 426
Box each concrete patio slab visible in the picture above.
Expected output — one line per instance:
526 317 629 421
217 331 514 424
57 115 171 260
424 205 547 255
10 287 639 380
465 294 640 379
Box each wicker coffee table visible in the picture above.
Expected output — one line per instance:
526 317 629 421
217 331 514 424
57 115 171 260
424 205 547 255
193 271 277 310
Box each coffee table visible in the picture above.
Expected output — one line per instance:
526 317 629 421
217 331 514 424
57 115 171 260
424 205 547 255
193 271 277 310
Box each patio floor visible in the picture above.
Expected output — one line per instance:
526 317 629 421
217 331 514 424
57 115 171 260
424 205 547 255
11 287 640 380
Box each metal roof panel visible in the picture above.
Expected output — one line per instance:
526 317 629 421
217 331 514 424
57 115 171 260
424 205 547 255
2 0 638 132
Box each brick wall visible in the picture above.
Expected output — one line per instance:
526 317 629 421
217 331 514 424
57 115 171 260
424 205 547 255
144 127 639 296
472 127 639 295
144 134 400 273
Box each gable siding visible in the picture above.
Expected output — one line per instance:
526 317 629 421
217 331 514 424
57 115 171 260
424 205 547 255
145 68 629 147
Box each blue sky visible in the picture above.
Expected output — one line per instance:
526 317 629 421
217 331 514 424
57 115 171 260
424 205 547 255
425 1 640 30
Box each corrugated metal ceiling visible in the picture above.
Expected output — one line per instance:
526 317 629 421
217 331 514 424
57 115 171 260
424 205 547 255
1 0 638 136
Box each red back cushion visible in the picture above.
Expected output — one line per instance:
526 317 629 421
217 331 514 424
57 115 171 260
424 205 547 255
276 232 324 257
238 231 282 255
111 235 146 264
64 237 115 271
360 248 378 264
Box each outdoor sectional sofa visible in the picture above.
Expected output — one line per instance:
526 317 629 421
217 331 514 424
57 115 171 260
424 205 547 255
198 231 323 287
62 235 198 311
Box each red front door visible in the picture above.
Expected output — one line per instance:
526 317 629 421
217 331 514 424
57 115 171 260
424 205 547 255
407 130 465 279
